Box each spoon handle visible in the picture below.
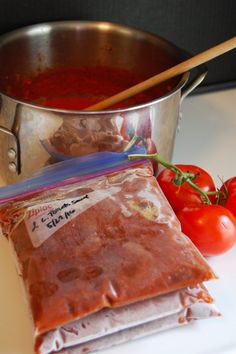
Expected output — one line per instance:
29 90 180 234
85 36 236 111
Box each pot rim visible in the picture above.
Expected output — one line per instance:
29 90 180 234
0 20 191 115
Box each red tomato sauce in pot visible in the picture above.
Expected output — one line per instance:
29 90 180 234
4 66 176 110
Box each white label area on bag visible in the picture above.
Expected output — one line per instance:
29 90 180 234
25 187 120 247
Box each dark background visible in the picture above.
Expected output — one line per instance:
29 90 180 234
1 0 235 92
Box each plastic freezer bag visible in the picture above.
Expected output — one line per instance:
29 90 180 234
36 284 220 354
0 162 217 353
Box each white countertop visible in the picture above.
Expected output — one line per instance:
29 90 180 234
173 88 236 183
0 88 236 354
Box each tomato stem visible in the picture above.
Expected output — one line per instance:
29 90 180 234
128 153 212 204
206 191 224 196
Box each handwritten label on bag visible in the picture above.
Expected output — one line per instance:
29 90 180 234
25 187 119 247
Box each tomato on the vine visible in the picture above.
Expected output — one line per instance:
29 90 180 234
219 177 236 218
224 193 236 219
157 165 216 213
128 151 236 257
177 204 236 256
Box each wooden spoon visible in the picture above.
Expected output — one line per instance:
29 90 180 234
84 36 236 111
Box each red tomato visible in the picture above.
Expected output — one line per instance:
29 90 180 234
219 177 236 218
225 193 236 218
177 205 236 256
157 165 216 213
220 177 236 194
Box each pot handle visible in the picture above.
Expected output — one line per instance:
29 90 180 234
0 99 21 175
0 125 21 174
181 63 207 102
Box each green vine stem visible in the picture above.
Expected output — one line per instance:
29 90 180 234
128 152 212 205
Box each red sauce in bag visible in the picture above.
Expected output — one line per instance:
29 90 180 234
4 66 175 109
0 163 216 340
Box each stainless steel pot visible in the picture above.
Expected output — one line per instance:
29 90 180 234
0 21 207 184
